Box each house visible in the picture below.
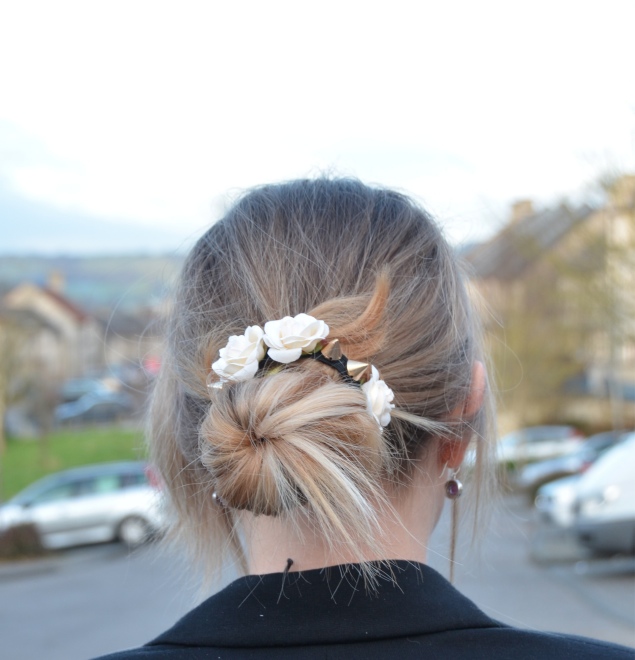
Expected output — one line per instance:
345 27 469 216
2 280 103 380
96 306 163 400
464 175 635 431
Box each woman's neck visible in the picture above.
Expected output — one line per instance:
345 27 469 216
241 470 445 574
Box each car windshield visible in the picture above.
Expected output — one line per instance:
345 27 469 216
525 427 572 442
499 432 520 446
10 475 62 506
579 434 635 490
29 482 77 505
500 426 576 446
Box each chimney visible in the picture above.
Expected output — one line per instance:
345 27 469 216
48 270 65 294
510 199 534 224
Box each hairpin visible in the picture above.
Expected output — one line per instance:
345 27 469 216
209 314 394 428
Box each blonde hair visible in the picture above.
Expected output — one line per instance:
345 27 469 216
150 178 494 579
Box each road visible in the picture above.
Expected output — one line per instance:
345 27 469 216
0 494 633 659
428 494 635 647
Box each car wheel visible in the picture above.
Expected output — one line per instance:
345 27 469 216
117 516 152 548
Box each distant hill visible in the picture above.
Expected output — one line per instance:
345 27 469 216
0 243 483 313
0 254 184 311
0 176 196 254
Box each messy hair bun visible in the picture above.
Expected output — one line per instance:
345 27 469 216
150 177 493 579
200 366 389 534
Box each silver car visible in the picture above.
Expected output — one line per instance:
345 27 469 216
497 425 584 467
574 433 635 555
535 474 582 528
0 462 163 550
518 430 628 497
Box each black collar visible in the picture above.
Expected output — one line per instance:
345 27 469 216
151 561 500 649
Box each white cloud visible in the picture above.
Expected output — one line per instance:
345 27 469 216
0 1 633 250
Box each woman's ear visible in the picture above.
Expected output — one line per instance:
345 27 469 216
438 436 470 470
439 361 486 469
463 360 485 418
448 360 486 420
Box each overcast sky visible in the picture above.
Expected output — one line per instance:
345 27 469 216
1 1 634 254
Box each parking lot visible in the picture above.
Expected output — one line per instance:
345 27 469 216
0 493 633 659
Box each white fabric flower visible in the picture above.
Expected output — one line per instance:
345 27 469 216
362 366 395 428
263 314 329 364
212 325 266 382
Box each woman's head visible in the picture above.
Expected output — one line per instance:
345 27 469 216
151 178 494 576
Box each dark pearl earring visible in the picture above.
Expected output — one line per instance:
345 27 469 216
444 473 463 499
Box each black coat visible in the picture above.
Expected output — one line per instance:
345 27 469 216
96 561 633 659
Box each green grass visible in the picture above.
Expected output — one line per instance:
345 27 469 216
1 427 146 501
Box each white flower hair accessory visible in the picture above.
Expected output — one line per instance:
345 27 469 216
263 313 329 363
211 325 266 382
362 366 395 428
210 315 394 428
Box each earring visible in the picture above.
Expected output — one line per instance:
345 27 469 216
444 471 463 499
445 471 462 583
212 491 226 507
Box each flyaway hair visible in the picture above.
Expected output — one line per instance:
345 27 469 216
149 178 495 582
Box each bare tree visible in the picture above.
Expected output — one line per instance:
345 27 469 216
0 313 32 498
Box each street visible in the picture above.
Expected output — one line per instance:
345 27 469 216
429 494 635 647
0 494 633 659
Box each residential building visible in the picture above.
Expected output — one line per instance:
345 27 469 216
465 175 635 431
3 280 103 380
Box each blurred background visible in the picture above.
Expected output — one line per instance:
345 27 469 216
0 2 634 658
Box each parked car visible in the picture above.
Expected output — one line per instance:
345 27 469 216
54 392 135 425
534 474 582 528
497 425 584 467
60 377 112 402
0 462 163 550
518 430 627 498
574 432 635 555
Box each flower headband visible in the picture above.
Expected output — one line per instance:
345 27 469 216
210 313 395 428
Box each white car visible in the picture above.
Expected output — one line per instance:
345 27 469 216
0 462 163 550
518 430 627 496
497 426 584 466
574 432 635 555
535 474 582 528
